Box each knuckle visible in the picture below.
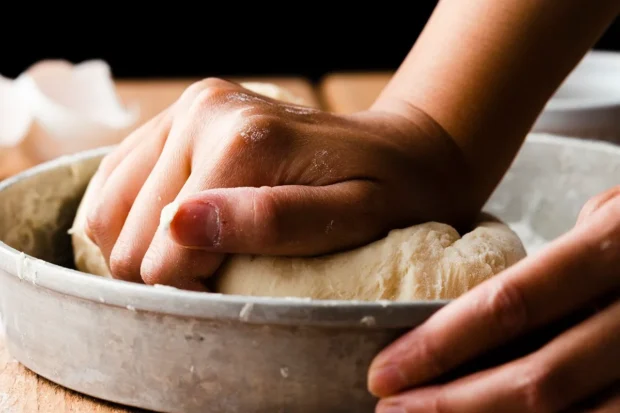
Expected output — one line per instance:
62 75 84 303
602 186 620 222
178 81 205 103
85 206 107 244
180 77 233 109
194 86 229 109
415 335 448 378
97 154 116 176
486 278 529 336
140 247 165 286
356 182 386 228
200 77 234 90
236 114 281 145
250 187 281 246
579 185 620 223
518 363 556 413
431 389 451 413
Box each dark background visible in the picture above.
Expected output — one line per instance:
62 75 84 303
2 6 619 82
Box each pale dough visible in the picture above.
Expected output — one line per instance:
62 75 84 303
70 82 527 301
214 216 526 301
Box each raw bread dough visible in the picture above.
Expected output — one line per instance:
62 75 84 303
70 82 527 301
213 216 526 301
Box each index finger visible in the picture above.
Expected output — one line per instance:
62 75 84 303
368 191 620 397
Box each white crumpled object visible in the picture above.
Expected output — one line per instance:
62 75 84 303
0 59 139 160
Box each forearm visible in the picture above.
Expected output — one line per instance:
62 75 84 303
373 0 619 210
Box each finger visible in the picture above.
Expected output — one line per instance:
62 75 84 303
85 128 169 277
97 110 170 180
140 236 225 290
138 172 228 290
368 193 620 397
166 180 386 256
577 185 620 226
134 103 261 289
107 135 190 283
376 299 620 413
83 110 170 241
98 78 242 286
140 179 385 288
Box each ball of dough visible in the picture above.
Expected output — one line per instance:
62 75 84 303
213 216 526 301
70 82 314 279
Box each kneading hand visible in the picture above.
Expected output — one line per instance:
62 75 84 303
82 78 473 290
369 186 620 413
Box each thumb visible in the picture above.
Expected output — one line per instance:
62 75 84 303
165 181 388 256
576 185 620 227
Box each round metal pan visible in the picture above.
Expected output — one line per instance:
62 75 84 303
0 133 619 413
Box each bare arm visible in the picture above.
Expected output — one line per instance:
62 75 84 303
373 0 620 210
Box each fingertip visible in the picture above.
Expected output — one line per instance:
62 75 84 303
140 232 217 292
375 399 407 413
81 177 104 244
140 244 206 291
367 363 408 398
140 243 163 286
83 220 95 244
108 241 143 283
168 199 221 249
84 198 105 244
577 185 620 226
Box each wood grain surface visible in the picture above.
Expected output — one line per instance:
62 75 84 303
319 72 392 113
0 76 320 412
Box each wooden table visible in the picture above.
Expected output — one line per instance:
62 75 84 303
0 72 388 412
319 72 392 113
0 329 141 412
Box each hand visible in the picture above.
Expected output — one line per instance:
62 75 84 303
82 78 473 290
368 186 620 413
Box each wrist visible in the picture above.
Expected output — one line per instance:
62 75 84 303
349 100 483 230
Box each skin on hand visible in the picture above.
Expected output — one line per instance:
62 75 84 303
82 78 474 290
368 186 620 413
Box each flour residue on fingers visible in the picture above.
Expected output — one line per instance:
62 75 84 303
159 200 181 232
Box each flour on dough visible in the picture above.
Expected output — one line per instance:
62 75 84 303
213 216 526 301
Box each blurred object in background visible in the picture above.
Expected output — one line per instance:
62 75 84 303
0 59 139 177
531 50 620 143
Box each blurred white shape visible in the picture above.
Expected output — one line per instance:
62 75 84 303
0 74 33 146
0 59 140 160
532 50 620 142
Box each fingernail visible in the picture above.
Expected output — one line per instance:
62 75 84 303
170 201 220 248
368 364 408 396
377 405 406 413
